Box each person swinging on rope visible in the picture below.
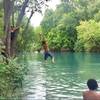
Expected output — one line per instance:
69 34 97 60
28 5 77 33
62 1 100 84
42 40 55 63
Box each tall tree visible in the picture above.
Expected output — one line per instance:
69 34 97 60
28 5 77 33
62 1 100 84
3 0 50 57
3 0 14 57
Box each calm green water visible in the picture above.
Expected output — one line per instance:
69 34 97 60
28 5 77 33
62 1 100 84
20 52 100 100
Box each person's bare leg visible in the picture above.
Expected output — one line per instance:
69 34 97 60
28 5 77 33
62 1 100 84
52 57 55 63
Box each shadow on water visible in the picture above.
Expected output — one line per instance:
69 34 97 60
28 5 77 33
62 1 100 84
15 52 100 100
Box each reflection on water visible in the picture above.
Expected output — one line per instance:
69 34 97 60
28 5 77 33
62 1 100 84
22 61 46 100
20 52 100 100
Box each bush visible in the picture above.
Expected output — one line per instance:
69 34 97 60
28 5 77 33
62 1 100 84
0 57 28 98
75 20 100 52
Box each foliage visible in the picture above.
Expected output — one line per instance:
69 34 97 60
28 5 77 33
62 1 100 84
40 0 100 52
17 23 35 51
41 5 78 50
75 20 100 52
0 58 28 98
32 26 43 51
41 9 54 34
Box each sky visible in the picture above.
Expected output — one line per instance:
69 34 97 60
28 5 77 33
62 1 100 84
30 0 61 27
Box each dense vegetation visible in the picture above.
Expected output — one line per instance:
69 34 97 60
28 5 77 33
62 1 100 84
40 0 100 52
0 0 49 98
0 0 100 98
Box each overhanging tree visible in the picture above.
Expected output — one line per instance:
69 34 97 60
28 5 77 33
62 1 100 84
3 0 50 57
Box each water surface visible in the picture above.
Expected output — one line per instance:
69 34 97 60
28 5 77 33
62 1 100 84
21 52 100 100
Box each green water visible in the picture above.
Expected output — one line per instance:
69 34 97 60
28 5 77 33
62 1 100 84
21 52 100 100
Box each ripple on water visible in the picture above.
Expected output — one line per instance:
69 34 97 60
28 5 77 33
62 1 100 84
21 52 100 100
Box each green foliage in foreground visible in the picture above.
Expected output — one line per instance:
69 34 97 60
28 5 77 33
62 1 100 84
0 39 28 98
0 58 28 98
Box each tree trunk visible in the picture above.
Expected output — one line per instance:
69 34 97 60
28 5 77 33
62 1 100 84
3 0 14 57
12 10 15 27
16 0 29 26
10 0 29 56
24 10 34 33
